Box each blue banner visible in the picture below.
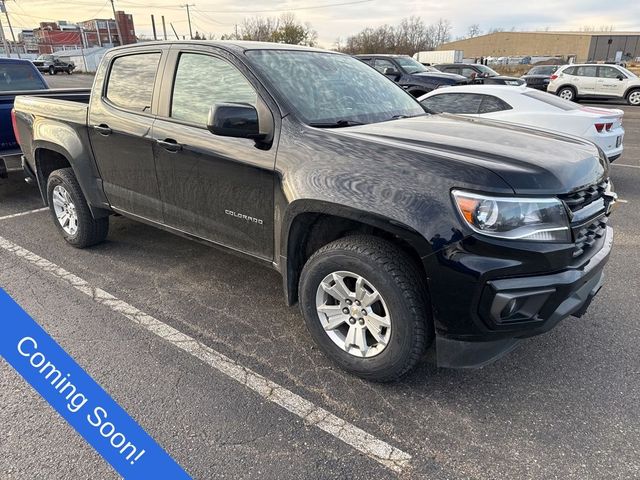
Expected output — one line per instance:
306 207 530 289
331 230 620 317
0 289 191 479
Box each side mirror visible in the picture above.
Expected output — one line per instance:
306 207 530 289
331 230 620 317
617 75 624 81
383 67 399 76
207 103 264 140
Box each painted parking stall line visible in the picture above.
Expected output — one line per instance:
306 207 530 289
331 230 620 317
0 207 48 222
0 289 191 479
0 235 412 474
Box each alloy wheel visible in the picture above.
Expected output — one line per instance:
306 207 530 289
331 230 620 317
559 89 574 100
315 270 392 358
629 91 640 106
52 185 78 235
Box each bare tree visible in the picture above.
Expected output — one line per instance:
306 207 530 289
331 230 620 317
337 16 454 55
467 24 482 38
223 14 317 46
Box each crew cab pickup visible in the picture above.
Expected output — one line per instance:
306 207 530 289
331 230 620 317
13 41 616 381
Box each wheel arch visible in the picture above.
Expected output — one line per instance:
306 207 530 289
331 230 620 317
33 142 110 219
280 200 433 306
624 86 640 99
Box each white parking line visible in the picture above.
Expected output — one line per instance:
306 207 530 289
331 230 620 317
612 163 640 169
0 207 48 222
0 236 412 474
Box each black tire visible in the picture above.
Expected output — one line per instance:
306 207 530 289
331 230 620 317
49 66 56 75
46 168 109 248
67 68 73 75
299 235 431 382
557 86 576 102
627 88 640 106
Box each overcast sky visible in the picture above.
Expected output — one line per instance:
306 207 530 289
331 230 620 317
4 0 640 47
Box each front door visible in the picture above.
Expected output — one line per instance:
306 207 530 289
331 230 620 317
152 48 276 260
596 66 627 97
88 50 165 222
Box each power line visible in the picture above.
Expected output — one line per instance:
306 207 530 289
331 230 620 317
196 0 375 14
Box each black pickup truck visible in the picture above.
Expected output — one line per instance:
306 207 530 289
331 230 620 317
13 41 616 381
355 54 469 96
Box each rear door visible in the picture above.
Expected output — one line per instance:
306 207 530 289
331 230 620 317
88 47 167 222
573 65 597 95
596 66 627 97
151 45 277 260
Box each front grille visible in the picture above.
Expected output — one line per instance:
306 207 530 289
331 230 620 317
560 179 609 212
572 216 608 258
559 179 612 259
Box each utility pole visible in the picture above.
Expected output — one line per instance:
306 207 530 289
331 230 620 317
170 22 179 40
161 16 167 40
150 14 157 40
109 0 124 45
1 0 20 58
180 4 195 40
0 15 10 58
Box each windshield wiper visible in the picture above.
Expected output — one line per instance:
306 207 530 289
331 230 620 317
389 113 429 120
309 120 365 128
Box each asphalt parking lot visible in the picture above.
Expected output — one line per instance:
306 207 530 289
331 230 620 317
1 75 639 479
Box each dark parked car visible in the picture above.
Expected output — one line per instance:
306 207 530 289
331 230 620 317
521 65 561 91
355 54 468 97
0 58 49 177
13 42 615 381
33 54 75 75
434 63 525 86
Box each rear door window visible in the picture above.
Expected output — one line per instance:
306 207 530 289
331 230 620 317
421 93 484 114
0 63 47 91
575 66 597 78
106 53 161 113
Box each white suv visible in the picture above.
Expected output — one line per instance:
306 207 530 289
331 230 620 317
547 64 640 106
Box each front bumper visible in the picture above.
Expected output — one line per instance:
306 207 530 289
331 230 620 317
435 226 613 368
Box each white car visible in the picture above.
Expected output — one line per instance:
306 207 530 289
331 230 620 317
547 63 640 106
418 85 625 160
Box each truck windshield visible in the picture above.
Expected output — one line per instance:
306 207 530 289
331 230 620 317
0 63 47 91
246 50 426 126
394 57 428 74
476 65 500 77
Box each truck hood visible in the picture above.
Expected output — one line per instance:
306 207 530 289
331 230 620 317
334 114 608 195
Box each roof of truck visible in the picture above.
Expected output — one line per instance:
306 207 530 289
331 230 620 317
111 40 331 54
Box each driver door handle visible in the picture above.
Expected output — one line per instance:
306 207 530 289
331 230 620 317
92 124 112 135
156 138 182 152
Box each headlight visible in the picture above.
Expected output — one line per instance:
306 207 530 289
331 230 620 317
452 190 571 242
504 80 521 86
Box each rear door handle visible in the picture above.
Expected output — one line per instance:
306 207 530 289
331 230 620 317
92 124 112 135
156 138 182 152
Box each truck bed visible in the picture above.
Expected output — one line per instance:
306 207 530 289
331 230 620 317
1 89 91 168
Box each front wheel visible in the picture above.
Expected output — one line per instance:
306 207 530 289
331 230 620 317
627 89 640 106
67 68 73 75
299 235 431 382
48 66 55 75
47 168 109 248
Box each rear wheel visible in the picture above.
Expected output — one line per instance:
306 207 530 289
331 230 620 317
67 68 73 75
627 89 640 106
47 168 109 248
557 86 576 101
299 235 431 382
48 66 56 75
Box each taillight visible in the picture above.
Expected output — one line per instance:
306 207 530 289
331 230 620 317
605 122 613 131
594 123 605 133
11 108 21 145
550 74 558 80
